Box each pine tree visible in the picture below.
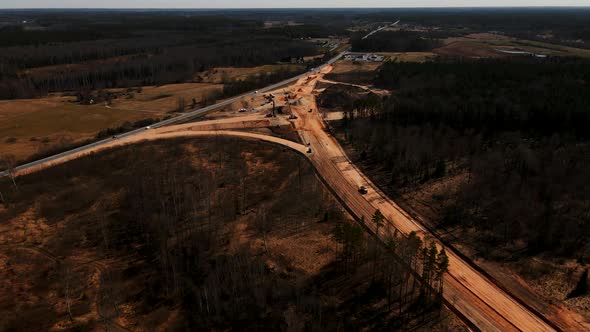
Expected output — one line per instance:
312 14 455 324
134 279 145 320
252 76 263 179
371 209 385 236
436 248 449 296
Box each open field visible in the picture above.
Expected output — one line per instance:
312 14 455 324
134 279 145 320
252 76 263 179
322 60 382 86
330 59 383 74
106 82 223 112
374 52 437 62
0 82 222 161
435 33 590 58
195 64 306 84
322 52 435 85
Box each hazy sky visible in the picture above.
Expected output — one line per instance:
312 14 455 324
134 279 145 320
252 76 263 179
2 0 589 8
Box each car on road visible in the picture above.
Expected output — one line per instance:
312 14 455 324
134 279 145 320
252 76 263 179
145 126 151 130
112 135 117 139
358 186 368 195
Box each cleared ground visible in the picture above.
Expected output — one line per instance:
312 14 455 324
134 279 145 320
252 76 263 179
323 60 383 86
373 52 436 62
435 33 590 58
195 64 305 84
0 82 226 161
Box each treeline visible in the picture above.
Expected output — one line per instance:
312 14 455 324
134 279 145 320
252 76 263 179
0 13 322 99
332 58 590 258
333 215 449 318
352 31 442 52
0 25 128 47
0 37 317 99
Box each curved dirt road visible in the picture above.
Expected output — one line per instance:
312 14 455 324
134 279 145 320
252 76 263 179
14 129 308 176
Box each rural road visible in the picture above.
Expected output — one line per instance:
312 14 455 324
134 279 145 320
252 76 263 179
362 20 400 40
3 55 588 331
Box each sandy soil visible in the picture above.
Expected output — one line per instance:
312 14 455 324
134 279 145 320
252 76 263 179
329 60 383 75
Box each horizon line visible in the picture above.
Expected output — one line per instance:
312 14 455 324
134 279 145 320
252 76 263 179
2 6 590 10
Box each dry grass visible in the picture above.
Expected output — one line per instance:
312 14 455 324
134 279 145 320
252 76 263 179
434 40 506 58
375 52 437 62
195 64 305 84
436 33 590 58
330 60 383 74
0 82 223 161
108 82 223 112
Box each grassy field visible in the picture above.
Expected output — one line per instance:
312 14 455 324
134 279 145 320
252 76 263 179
323 60 383 86
195 64 305 84
0 82 223 161
436 33 590 58
374 52 436 62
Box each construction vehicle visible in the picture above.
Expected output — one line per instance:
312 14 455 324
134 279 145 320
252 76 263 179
358 186 368 195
